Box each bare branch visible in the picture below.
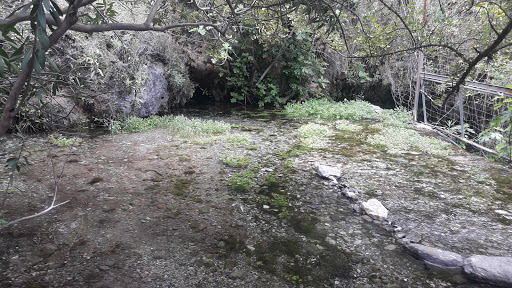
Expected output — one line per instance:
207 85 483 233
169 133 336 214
442 17 512 108
377 0 416 45
0 147 71 231
144 0 163 26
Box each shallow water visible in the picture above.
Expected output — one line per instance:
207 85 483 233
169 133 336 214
174 104 511 287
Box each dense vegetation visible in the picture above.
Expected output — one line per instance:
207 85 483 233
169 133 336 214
0 0 511 155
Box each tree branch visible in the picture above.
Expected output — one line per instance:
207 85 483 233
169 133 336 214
0 0 97 26
0 0 83 136
144 0 163 27
442 17 512 109
377 0 416 45
64 21 224 35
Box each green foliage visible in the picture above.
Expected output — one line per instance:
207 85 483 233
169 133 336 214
84 0 118 24
4 128 30 185
367 124 452 156
285 99 376 120
479 96 512 158
226 169 256 192
219 29 327 107
276 145 308 159
114 115 175 133
169 116 231 137
48 133 83 147
379 107 412 127
262 173 278 187
222 155 251 167
114 115 231 138
334 120 362 132
298 123 333 148
221 133 251 145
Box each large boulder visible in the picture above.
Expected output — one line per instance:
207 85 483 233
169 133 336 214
361 199 388 221
463 255 512 286
405 244 463 268
122 64 169 118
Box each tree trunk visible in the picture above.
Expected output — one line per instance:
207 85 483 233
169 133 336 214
0 1 82 137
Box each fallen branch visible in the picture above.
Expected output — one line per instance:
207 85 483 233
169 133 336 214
0 146 71 231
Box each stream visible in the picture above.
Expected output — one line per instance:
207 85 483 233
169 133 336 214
175 104 512 287
1 103 511 287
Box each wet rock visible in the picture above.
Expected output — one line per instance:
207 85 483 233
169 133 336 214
342 188 359 200
229 269 247 279
405 244 463 268
463 255 512 286
351 204 362 214
362 199 388 221
315 163 342 180
98 265 110 271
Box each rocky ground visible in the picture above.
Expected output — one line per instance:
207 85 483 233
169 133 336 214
0 109 511 287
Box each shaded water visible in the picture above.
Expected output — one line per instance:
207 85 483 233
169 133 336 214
174 104 512 287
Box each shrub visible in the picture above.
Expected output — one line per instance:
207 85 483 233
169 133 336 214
285 99 376 120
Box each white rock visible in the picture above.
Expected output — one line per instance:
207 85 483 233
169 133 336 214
362 199 388 221
315 163 342 179
369 104 383 114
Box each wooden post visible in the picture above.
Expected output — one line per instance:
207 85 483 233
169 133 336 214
421 79 427 123
413 52 423 122
459 88 465 139
413 0 427 122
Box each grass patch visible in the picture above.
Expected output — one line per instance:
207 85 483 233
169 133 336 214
298 123 333 148
172 178 194 196
285 99 376 120
222 133 251 145
277 144 308 159
113 115 231 137
169 115 231 137
334 119 363 132
222 155 251 167
367 124 452 156
379 107 412 127
226 168 258 192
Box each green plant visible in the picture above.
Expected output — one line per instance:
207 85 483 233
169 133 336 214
298 123 333 148
367 125 452 156
479 94 512 159
271 193 288 209
262 173 279 187
290 275 302 284
222 155 251 167
226 170 256 192
277 145 308 159
380 107 412 127
48 133 83 147
285 99 377 120
335 119 363 132
219 29 327 107
222 133 251 145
